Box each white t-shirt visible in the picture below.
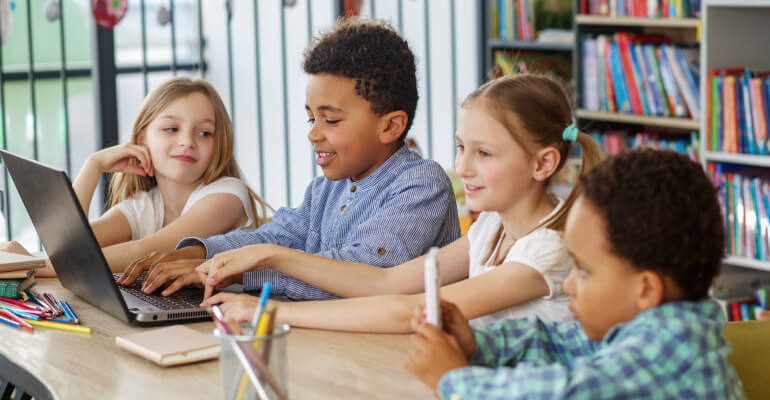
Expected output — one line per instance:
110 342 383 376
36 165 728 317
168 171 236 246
467 210 573 327
115 176 255 240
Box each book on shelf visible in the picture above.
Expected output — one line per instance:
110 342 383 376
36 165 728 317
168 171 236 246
708 163 770 262
706 68 770 155
579 0 700 18
580 33 698 119
489 0 571 42
714 288 769 322
588 129 699 160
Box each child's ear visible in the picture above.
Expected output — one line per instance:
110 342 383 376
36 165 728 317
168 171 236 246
378 110 408 144
635 270 665 311
532 146 561 181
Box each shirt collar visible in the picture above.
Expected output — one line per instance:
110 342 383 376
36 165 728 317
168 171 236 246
348 143 412 191
601 299 725 344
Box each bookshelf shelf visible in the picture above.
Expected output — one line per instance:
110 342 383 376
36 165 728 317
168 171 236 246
703 152 770 168
723 256 770 273
488 40 572 52
575 15 700 28
575 109 700 130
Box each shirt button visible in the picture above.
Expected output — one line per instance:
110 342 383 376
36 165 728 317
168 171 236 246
377 248 386 255
350 185 357 192
340 205 347 211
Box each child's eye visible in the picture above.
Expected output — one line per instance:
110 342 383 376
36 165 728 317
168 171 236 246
306 118 315 125
199 131 213 137
478 150 490 157
456 144 464 152
326 119 340 125
163 127 178 133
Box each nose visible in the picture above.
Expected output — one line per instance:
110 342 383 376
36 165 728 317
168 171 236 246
307 122 322 144
178 128 196 148
454 150 470 177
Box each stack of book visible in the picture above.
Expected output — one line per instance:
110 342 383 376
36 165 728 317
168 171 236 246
716 287 769 322
705 68 770 154
490 0 571 42
588 129 699 160
579 0 701 18
708 163 770 262
580 33 699 119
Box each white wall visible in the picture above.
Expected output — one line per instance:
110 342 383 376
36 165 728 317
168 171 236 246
205 0 479 209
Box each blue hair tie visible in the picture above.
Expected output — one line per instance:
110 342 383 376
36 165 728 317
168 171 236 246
562 124 578 142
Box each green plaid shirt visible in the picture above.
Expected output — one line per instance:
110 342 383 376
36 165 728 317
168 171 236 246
439 299 745 399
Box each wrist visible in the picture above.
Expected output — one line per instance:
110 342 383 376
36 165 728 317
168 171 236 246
261 244 283 272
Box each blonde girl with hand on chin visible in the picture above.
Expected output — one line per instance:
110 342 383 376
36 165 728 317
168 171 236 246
25 78 268 296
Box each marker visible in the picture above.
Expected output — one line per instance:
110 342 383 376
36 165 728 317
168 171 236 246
424 247 441 328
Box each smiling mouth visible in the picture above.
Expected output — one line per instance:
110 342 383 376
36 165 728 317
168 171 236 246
315 151 336 166
464 184 484 193
172 155 197 163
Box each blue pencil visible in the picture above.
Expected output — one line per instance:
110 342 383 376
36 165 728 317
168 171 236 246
0 315 20 329
247 282 273 336
62 301 80 324
58 300 76 322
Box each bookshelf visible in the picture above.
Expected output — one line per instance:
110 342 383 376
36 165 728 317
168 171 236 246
481 0 574 84
573 3 701 141
700 0 770 272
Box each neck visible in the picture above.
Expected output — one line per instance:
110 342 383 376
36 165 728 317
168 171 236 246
154 175 200 221
352 142 401 182
497 184 555 239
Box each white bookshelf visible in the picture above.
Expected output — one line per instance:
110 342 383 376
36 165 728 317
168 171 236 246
701 0 770 271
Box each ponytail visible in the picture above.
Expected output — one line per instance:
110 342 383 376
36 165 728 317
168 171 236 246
541 131 601 231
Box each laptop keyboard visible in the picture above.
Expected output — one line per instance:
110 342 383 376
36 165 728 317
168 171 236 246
114 273 203 310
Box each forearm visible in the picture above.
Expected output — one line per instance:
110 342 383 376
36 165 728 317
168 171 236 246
275 294 418 333
266 245 395 297
72 157 102 217
104 240 205 272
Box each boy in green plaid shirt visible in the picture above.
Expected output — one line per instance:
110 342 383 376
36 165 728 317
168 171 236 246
406 149 746 399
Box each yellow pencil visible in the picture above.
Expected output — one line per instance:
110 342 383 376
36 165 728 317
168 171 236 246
235 312 272 400
22 319 92 334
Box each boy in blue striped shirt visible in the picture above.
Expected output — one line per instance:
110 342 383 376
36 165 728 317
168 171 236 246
406 149 746 399
120 18 460 300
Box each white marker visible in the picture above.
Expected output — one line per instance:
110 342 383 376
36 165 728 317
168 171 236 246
424 247 441 328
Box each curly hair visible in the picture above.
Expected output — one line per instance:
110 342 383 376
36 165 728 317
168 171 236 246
303 17 418 140
579 149 724 301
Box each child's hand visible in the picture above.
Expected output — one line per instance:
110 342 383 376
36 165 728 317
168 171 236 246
140 258 206 296
439 300 476 358
200 292 277 322
197 244 273 301
410 301 476 358
89 143 154 177
119 247 201 285
405 319 469 391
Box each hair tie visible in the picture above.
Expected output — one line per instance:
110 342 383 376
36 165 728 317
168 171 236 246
562 124 578 142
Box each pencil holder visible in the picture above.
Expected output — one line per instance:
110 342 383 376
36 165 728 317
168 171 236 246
215 323 290 400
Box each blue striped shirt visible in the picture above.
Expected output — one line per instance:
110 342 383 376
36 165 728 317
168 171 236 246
178 144 460 300
438 299 746 399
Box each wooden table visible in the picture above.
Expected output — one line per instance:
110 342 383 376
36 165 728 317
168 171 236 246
0 279 434 399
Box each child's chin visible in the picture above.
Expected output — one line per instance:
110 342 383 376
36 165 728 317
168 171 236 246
320 169 347 181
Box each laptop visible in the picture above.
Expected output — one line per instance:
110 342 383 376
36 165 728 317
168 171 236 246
0 150 209 325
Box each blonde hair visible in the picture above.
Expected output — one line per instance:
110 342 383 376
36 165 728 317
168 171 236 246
464 74 601 233
107 77 270 226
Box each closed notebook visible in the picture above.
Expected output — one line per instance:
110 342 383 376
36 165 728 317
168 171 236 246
116 325 220 367
0 250 46 276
